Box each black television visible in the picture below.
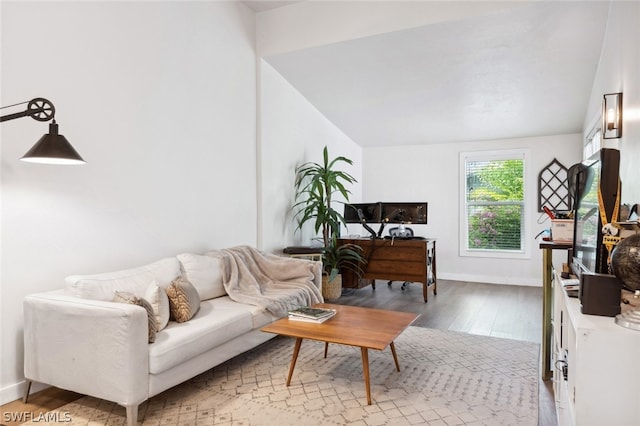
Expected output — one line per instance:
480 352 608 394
572 148 621 276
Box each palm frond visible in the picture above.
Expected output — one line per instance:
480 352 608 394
293 146 362 274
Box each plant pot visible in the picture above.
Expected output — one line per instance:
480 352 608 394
322 274 342 301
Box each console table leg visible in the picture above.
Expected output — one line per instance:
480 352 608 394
360 347 372 405
542 247 552 381
286 338 303 386
390 341 400 372
432 241 437 295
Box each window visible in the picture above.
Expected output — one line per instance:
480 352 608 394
460 150 528 258
584 125 601 160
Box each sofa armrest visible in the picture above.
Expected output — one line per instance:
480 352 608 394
24 292 149 407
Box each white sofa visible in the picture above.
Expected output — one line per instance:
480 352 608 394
23 249 322 425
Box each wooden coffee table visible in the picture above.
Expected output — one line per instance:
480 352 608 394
261 303 418 405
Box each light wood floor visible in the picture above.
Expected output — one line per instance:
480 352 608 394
1 279 556 426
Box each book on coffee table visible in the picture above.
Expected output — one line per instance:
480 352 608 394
288 312 336 323
288 307 336 323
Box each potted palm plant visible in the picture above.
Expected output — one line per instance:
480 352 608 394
294 146 365 300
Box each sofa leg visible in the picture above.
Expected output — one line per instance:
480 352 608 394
125 404 138 426
23 380 32 403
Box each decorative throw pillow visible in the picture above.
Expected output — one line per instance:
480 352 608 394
177 253 225 301
145 280 170 330
113 291 158 343
66 257 181 301
166 276 200 323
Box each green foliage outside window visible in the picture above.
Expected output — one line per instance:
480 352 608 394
466 159 524 251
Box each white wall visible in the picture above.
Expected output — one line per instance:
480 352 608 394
0 1 256 403
584 1 640 204
362 134 581 286
258 60 362 253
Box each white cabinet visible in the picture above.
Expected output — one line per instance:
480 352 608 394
552 269 640 426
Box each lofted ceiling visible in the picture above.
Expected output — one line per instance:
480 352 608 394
243 1 303 13
261 1 609 147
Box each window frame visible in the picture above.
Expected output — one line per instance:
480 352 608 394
584 122 602 161
459 149 531 259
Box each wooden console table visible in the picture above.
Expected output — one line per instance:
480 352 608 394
338 238 436 302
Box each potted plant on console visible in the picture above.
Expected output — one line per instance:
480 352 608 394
294 146 365 301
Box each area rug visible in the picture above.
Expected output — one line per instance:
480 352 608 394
24 327 539 425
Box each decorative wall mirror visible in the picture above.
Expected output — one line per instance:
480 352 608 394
538 158 571 212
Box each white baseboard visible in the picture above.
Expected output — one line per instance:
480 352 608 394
1 380 48 406
438 272 541 287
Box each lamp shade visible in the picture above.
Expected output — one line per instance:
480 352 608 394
20 121 85 165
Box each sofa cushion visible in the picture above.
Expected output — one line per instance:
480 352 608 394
65 257 181 302
148 299 253 374
166 276 200 323
145 281 171 330
209 296 278 329
113 291 158 343
177 253 225 301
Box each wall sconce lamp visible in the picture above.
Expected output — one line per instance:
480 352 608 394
0 98 85 164
602 92 623 139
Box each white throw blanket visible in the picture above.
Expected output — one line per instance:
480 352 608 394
218 246 323 317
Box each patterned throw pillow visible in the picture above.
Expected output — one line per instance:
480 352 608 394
166 276 200 323
113 291 158 343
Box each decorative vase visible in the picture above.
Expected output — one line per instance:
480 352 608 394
322 274 342 301
611 233 640 291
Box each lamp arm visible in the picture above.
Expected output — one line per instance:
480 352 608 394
0 98 55 123
377 208 402 237
357 209 378 239
0 109 42 122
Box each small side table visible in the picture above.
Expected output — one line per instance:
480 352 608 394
282 246 323 263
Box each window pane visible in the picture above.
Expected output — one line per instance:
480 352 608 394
466 159 524 202
467 204 523 250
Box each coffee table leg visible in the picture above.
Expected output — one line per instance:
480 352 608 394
286 338 303 386
360 347 372 405
324 342 329 358
390 341 400 372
